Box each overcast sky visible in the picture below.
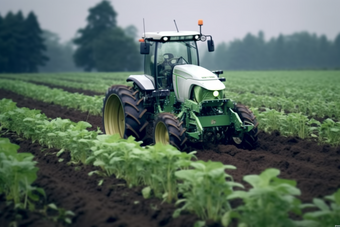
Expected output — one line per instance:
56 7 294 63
1 0 340 45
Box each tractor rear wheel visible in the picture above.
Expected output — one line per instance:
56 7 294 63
102 85 148 141
154 113 187 151
232 104 259 149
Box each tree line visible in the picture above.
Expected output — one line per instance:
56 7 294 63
0 1 141 73
202 31 340 70
1 1 339 73
0 11 48 73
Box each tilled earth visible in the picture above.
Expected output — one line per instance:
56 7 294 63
0 87 340 227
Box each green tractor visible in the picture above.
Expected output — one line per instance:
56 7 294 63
103 20 258 150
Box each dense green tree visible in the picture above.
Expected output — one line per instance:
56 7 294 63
74 0 141 72
74 0 117 71
0 12 25 72
0 14 7 71
23 12 48 72
0 11 47 73
93 28 140 71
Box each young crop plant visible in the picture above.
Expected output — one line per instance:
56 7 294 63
0 138 45 210
174 160 243 222
252 108 283 133
297 189 340 227
226 168 302 227
44 203 75 225
318 118 340 146
86 134 144 182
139 143 196 202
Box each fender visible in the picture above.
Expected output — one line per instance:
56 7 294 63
127 75 155 91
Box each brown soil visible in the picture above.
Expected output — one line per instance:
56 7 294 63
1 88 340 227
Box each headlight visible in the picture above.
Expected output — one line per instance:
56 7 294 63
213 90 219 97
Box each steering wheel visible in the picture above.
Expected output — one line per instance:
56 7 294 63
163 53 174 63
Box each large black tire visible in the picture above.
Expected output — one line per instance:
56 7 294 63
154 113 188 151
232 104 259 149
102 85 148 141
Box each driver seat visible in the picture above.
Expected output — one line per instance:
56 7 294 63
158 53 174 90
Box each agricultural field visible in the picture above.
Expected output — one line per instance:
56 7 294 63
0 70 340 227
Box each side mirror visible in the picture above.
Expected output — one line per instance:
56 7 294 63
208 39 214 52
140 42 150 54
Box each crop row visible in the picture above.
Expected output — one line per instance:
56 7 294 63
226 90 340 120
223 71 340 102
0 72 132 87
251 108 340 146
1 98 339 226
0 79 102 115
0 73 129 94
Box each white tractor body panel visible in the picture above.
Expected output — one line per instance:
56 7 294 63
172 65 225 102
127 75 155 90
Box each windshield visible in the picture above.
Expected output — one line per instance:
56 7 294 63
156 41 198 66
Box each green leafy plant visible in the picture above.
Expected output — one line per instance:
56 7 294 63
0 138 45 210
45 203 75 225
140 143 195 202
227 168 302 227
297 189 340 227
318 118 340 146
174 160 243 222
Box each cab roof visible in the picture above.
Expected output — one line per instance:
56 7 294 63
143 31 200 41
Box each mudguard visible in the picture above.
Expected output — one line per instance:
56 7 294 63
127 75 155 91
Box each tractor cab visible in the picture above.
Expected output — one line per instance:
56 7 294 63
139 21 215 90
141 31 201 90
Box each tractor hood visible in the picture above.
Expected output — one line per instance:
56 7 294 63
173 65 225 103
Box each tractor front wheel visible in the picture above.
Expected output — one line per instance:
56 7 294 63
232 104 259 149
154 113 187 151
